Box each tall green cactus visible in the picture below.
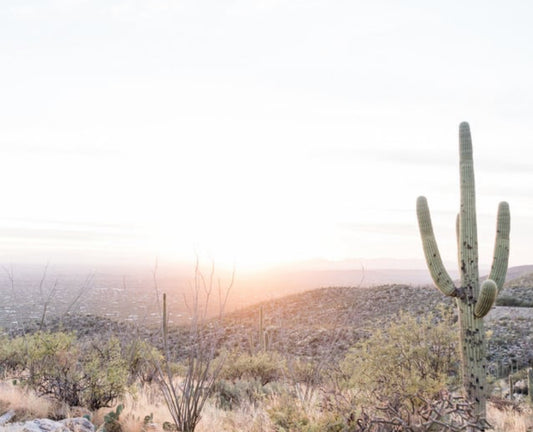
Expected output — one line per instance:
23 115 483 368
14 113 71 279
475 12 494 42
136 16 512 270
416 122 510 421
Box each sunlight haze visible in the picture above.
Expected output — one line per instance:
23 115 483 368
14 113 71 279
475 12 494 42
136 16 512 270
1 1 533 272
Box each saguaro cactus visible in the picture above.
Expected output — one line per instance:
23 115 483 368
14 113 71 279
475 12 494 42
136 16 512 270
416 122 510 422
527 368 533 404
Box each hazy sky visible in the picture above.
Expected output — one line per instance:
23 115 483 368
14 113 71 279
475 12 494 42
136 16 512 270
1 0 533 270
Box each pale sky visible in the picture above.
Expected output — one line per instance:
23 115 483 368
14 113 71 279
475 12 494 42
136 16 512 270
1 0 533 271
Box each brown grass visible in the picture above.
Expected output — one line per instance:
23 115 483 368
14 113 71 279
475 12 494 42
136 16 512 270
91 386 170 432
196 401 273 432
487 402 533 432
0 381 52 421
1 380 532 431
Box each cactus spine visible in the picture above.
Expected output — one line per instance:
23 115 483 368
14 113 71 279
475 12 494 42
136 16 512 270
416 122 510 422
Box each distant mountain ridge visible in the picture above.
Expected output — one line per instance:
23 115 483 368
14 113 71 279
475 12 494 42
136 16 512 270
501 265 533 282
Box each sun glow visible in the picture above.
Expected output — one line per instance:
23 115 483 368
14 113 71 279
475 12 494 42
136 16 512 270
125 134 342 271
141 204 326 271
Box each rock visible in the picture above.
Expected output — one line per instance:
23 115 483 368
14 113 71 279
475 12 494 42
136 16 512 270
0 411 16 426
59 418 93 432
0 417 93 432
1 419 69 432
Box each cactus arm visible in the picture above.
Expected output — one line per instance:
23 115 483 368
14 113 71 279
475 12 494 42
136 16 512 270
488 201 511 293
416 196 458 297
474 279 497 318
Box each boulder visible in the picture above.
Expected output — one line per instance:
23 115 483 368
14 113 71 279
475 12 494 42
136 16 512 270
0 417 93 432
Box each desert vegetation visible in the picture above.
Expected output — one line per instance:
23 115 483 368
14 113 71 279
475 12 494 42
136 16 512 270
0 277 532 431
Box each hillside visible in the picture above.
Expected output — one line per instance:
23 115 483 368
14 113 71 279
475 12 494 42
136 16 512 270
4 265 531 378
21 272 533 378
501 264 533 282
220 283 532 372
497 267 533 307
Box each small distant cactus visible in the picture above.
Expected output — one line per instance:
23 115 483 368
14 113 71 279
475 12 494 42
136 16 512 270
527 368 533 404
259 305 270 352
249 305 271 354
416 122 511 424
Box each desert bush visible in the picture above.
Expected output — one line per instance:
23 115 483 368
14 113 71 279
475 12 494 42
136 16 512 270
19 331 83 405
123 338 161 385
220 351 286 386
332 309 468 430
214 378 268 410
317 306 486 431
341 309 459 408
0 333 31 377
82 337 129 410
267 393 311 431
0 332 129 409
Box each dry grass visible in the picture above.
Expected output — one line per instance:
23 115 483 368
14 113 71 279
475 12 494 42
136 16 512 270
196 400 273 432
1 380 533 432
487 402 533 432
92 386 169 432
91 393 533 432
0 381 53 420
111 386 274 432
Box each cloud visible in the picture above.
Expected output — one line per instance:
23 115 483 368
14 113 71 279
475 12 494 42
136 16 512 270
378 149 456 167
336 221 417 237
0 219 142 244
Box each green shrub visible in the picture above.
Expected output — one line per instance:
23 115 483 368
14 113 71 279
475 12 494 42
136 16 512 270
0 333 37 377
221 351 286 385
82 337 129 410
268 394 310 432
123 339 162 385
21 331 83 405
214 378 267 410
0 332 129 409
340 309 459 408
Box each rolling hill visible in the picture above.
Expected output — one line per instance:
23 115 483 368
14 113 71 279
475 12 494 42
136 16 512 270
15 265 532 379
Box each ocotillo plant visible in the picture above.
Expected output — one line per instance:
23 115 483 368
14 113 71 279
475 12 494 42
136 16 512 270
416 122 510 422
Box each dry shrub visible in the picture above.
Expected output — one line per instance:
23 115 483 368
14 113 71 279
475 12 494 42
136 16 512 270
0 381 52 420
